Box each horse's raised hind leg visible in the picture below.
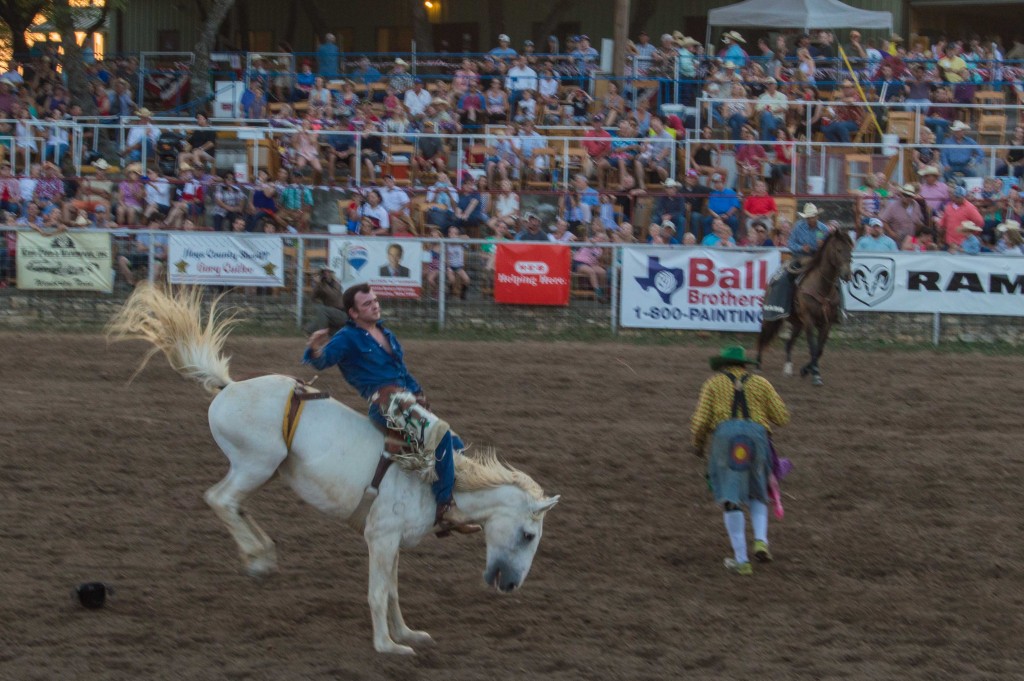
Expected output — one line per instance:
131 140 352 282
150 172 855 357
204 467 279 578
756 319 784 368
366 534 415 655
386 552 435 648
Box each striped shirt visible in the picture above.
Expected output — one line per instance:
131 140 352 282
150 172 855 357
690 368 790 450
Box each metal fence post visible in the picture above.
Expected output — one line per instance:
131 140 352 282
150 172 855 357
295 237 305 328
147 229 156 283
932 312 941 346
610 244 619 335
355 133 362 186
437 235 446 331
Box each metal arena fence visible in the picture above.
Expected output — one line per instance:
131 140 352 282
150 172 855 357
3 229 1022 347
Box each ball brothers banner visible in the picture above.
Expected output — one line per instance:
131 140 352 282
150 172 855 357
845 253 1024 316
16 231 113 292
494 243 571 306
168 234 285 287
327 238 423 298
620 247 781 331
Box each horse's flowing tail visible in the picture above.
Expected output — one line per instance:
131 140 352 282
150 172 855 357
106 284 238 394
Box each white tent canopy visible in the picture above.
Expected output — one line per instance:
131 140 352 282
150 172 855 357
707 0 893 32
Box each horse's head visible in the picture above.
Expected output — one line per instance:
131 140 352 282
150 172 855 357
827 229 855 282
481 494 559 593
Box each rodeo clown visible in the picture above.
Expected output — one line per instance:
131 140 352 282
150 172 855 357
304 282 481 536
690 346 791 575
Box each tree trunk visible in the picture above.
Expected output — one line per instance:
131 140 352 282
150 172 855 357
0 0 46 59
613 0 630 77
297 0 329 41
52 0 93 114
487 0 504 44
536 0 576 48
192 0 237 108
410 0 433 53
628 0 656 37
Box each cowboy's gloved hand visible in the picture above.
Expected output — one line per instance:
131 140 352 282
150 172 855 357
415 392 430 410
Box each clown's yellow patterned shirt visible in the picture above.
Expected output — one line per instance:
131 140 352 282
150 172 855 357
690 369 790 450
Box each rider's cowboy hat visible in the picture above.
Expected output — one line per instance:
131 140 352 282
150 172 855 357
710 345 757 370
917 165 940 176
958 220 982 232
997 219 1021 233
798 203 821 218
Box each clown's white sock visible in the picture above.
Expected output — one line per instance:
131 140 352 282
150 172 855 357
749 500 769 544
723 510 748 563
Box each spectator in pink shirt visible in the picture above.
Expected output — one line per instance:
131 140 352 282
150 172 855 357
937 186 983 249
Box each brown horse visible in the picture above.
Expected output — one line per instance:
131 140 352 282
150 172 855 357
756 230 854 386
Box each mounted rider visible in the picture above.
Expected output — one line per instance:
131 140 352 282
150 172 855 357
762 203 839 321
303 283 480 536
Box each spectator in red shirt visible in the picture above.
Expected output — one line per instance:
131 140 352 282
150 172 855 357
742 179 777 233
937 186 983 249
582 114 611 181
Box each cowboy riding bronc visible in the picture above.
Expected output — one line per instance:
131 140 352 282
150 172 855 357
304 283 480 536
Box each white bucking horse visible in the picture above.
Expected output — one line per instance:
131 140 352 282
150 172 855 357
106 285 559 655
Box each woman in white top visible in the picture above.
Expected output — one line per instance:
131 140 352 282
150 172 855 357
487 179 520 233
538 68 559 99
358 189 390 234
307 76 333 119
14 109 38 158
43 111 71 166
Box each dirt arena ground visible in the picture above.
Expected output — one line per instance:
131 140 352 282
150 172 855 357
2 331 1023 680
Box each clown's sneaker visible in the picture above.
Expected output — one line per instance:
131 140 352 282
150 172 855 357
724 558 753 576
753 540 773 563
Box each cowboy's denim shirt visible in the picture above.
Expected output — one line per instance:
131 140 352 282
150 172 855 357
303 320 422 399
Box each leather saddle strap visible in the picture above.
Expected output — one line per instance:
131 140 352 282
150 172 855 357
370 455 394 492
283 385 331 451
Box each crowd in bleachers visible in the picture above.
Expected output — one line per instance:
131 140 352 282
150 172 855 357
2 28 1024 289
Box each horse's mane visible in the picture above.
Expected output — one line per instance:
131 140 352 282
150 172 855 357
805 229 852 272
454 448 545 500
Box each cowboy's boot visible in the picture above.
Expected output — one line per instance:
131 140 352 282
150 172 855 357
434 500 481 538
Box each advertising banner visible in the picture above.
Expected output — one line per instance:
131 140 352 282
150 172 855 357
620 248 781 331
845 253 1024 316
493 243 571 306
327 238 423 298
16 231 112 292
168 234 285 287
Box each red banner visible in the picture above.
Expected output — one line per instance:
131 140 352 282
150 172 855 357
494 243 571 306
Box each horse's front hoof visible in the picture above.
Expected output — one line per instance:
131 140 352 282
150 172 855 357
244 552 278 578
375 641 416 655
783 362 793 377
398 630 436 647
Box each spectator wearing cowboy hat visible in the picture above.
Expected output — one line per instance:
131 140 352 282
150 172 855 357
121 108 160 164
880 183 927 243
721 30 748 67
954 220 986 255
940 121 984 179
995 220 1024 255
